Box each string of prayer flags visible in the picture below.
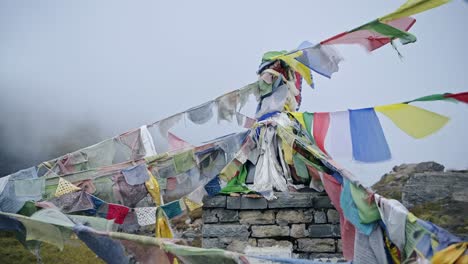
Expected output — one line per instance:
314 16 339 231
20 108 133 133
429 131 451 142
349 108 391 162
375 103 449 139
55 177 81 197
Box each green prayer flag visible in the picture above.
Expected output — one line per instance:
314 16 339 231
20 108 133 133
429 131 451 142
303 112 314 142
351 20 417 45
349 183 381 224
219 165 252 194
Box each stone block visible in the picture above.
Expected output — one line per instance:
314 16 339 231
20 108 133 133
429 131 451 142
227 240 248 253
268 192 315 208
226 196 241 209
240 196 268 209
293 253 310 260
239 210 275 225
251 225 290 238
202 224 249 238
290 224 309 238
217 209 239 222
310 253 345 260
303 209 314 222
314 211 327 224
276 210 309 225
326 209 340 224
202 238 225 249
203 196 226 208
296 238 336 253
308 224 340 238
248 238 257 247
314 196 334 209
257 239 293 248
219 236 248 244
337 239 342 253
202 209 218 223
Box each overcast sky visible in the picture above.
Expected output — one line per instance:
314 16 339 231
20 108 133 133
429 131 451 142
0 0 467 185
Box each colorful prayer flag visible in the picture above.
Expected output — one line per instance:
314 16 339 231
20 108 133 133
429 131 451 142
349 108 391 162
375 103 449 139
313 112 330 154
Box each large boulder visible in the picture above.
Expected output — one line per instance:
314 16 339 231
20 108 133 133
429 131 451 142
373 162 468 238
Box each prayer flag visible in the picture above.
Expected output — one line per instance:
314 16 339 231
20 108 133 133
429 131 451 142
375 103 449 139
349 108 391 162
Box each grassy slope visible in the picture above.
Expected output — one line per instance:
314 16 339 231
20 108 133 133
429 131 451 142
0 231 104 264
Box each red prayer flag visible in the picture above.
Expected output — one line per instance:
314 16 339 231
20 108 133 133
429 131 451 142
107 203 130 224
168 132 192 151
444 92 468 103
321 17 416 52
313 112 330 154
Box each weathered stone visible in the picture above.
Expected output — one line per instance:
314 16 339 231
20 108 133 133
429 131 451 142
248 238 257 247
327 209 340 224
314 211 327 224
268 192 315 208
308 224 340 238
217 209 239 222
257 239 293 248
403 172 468 208
293 253 310 259
251 225 290 238
202 209 218 223
202 224 249 238
227 240 248 253
276 210 308 225
239 210 275 225
203 196 226 208
202 209 238 223
337 239 342 253
290 224 309 238
303 209 314 222
314 196 333 209
219 236 248 244
296 238 336 253
240 196 268 209
202 238 225 249
310 253 345 260
226 196 241 209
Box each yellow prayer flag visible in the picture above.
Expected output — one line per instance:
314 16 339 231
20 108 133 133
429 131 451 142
278 51 313 86
156 208 173 239
290 112 306 130
145 170 162 206
375 103 449 139
55 177 81 197
183 197 203 211
379 0 451 22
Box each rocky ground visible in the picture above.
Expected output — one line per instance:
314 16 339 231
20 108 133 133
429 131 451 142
372 161 468 238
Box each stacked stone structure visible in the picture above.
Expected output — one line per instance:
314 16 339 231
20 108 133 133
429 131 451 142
202 192 343 259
